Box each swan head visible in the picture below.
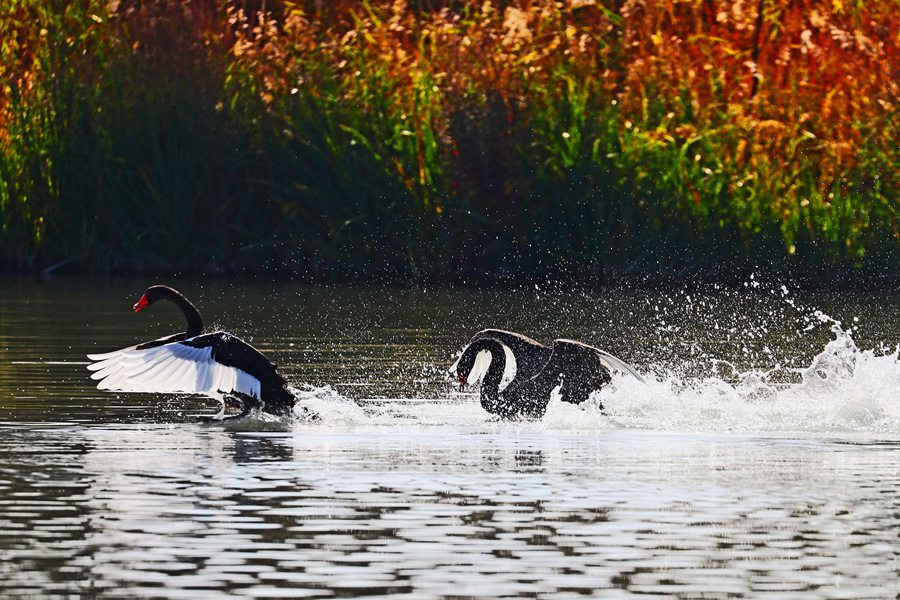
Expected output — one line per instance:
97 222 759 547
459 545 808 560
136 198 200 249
131 285 204 337
133 285 181 313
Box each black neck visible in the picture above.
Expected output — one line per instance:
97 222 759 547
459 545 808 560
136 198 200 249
157 287 204 337
176 295 204 338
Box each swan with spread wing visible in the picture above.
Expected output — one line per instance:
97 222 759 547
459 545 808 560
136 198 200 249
87 285 294 422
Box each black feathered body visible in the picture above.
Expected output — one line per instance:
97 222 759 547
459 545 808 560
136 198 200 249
180 332 294 414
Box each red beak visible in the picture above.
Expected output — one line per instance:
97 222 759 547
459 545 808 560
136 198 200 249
133 294 150 313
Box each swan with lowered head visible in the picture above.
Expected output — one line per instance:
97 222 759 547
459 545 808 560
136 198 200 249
453 329 643 419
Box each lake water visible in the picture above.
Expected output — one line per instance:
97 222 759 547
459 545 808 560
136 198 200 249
1 278 899 598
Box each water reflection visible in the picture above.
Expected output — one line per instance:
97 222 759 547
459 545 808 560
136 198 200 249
513 449 544 471
2 423 899 597
0 428 94 595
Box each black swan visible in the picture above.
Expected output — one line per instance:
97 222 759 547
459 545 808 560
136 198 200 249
453 330 643 419
86 285 294 422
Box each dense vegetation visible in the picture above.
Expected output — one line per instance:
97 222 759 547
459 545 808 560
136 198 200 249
1 0 897 282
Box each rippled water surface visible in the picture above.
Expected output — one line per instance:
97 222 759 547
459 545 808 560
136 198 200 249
2 279 900 598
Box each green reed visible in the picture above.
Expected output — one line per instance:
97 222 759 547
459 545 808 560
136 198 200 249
0 1 897 283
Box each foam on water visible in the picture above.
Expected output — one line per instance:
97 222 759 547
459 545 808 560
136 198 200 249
292 307 900 435
549 318 900 434
291 384 369 425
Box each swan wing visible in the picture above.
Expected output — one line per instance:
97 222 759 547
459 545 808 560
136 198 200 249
87 333 262 400
471 329 545 350
467 349 493 385
551 339 644 382
86 332 187 363
86 344 139 362
593 349 645 383
546 339 644 405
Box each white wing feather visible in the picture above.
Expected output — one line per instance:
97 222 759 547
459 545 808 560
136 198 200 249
499 344 517 391
87 341 261 400
462 344 518 391
467 349 491 385
594 349 645 383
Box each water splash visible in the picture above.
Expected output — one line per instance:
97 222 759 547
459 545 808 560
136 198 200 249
291 384 369 426
291 319 900 434
287 285 900 435
569 318 900 434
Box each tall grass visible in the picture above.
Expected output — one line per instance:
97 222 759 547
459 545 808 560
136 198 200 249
1 0 897 282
